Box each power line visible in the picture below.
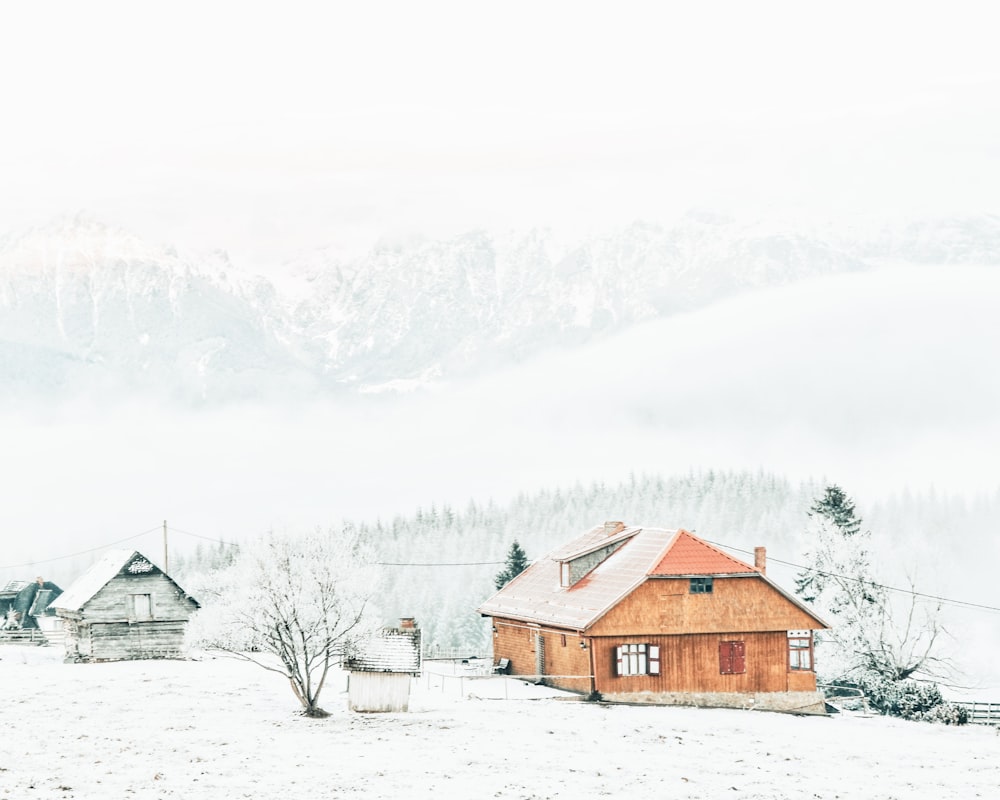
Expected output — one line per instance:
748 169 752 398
704 538 1000 615
0 526 162 571
167 526 241 549
8 522 998 616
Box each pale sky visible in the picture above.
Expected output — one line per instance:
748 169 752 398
2 1 1000 270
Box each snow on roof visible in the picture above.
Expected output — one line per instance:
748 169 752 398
344 628 422 675
1 579 29 596
478 525 678 630
50 549 145 612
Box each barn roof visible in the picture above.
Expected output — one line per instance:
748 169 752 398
50 549 199 612
477 524 825 630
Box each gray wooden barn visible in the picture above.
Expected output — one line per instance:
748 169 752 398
50 549 199 662
343 618 422 712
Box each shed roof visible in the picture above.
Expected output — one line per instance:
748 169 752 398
50 549 199 612
343 628 422 675
477 524 826 630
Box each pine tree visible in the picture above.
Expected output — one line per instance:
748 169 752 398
494 540 529 590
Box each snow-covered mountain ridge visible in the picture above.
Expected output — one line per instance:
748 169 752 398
2 213 999 403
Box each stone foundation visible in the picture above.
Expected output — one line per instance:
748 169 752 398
603 689 827 715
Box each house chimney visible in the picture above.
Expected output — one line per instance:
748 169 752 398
399 617 416 630
604 521 625 536
754 547 766 575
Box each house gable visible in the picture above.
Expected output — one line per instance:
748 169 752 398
52 549 199 619
588 574 826 637
79 571 199 624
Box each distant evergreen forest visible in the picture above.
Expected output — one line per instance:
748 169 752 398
174 470 1000 658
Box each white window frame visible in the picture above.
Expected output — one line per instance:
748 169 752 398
788 630 813 671
616 643 661 676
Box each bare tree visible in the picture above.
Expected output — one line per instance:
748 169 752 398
192 527 379 717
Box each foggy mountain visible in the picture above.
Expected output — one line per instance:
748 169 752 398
6 213 997 404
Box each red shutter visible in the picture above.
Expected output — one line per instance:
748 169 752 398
719 641 732 674
732 641 746 674
719 641 746 674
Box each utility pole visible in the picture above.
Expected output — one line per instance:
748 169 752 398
163 519 169 574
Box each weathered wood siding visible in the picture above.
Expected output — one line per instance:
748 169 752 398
78 573 197 624
348 673 413 712
588 576 820 637
64 573 197 662
67 620 191 661
491 618 592 694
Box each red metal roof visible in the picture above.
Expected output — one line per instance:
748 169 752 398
648 529 757 576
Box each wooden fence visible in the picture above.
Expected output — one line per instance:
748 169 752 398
0 629 65 646
953 702 1000 727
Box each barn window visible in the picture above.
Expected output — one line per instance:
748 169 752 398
719 640 745 674
127 593 153 621
615 643 660 676
788 630 813 671
689 577 713 594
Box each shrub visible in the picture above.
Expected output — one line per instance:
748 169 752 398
855 672 966 725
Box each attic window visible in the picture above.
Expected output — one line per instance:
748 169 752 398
689 577 713 594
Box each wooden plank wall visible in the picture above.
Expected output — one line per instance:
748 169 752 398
591 631 805 695
348 673 413 712
590 576 821 636
69 620 190 661
81 573 197 623
491 618 592 694
62 573 198 662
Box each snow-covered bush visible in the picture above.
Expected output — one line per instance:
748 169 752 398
856 672 967 725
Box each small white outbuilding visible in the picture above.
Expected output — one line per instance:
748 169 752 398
344 618 422 712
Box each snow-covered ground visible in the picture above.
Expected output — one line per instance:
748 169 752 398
1 646 997 799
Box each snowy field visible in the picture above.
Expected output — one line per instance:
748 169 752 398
1 646 997 800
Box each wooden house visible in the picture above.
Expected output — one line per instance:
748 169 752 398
1 580 30 628
2 578 63 631
50 549 199 663
343 618 422 712
478 522 829 714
